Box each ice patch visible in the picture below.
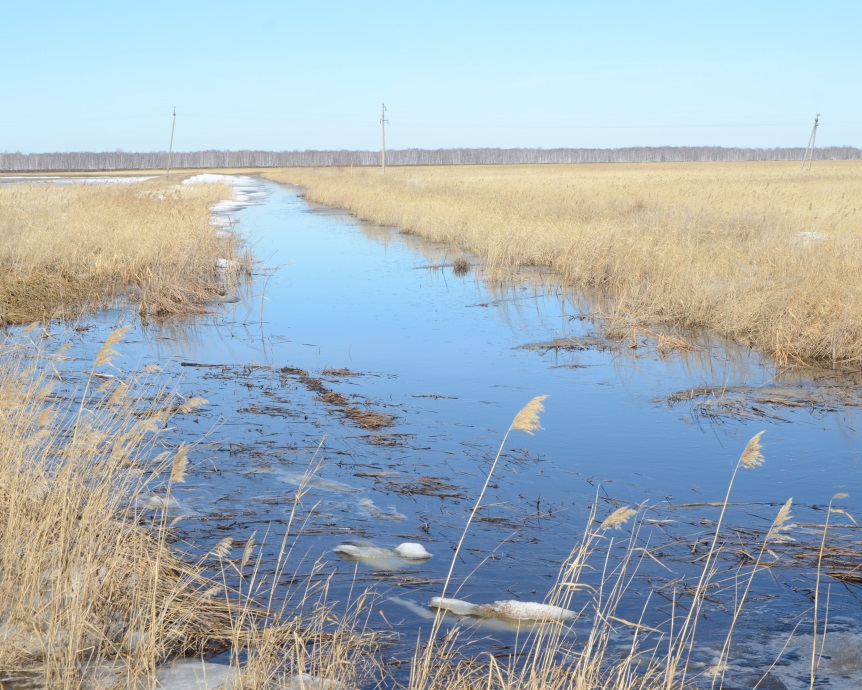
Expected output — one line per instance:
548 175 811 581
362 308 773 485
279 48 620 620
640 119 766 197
133 492 197 516
429 597 577 623
723 626 862 689
357 497 406 521
182 173 270 225
156 659 234 690
275 471 358 493
394 542 432 559
334 540 432 563
285 674 346 690
215 257 239 271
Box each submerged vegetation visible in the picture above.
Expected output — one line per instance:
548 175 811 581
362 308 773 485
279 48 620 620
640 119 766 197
267 161 862 366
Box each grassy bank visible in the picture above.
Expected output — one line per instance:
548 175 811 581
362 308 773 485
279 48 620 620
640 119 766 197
265 162 862 366
0 177 375 687
0 177 249 325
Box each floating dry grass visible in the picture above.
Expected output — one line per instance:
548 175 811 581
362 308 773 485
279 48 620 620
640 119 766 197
266 161 862 366
0 177 251 325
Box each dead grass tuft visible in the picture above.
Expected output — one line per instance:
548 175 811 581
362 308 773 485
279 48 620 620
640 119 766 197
452 257 470 276
0 178 251 325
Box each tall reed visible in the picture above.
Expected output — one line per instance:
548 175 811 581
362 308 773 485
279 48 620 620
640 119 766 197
0 330 375 689
403 399 815 690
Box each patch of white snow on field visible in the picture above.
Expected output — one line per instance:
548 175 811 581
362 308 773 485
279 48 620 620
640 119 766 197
156 659 234 689
183 173 269 215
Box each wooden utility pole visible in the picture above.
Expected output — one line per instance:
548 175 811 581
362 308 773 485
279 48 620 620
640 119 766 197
380 103 388 173
801 113 820 172
166 107 176 178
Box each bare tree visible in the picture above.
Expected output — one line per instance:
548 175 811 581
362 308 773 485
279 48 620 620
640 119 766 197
1 146 859 172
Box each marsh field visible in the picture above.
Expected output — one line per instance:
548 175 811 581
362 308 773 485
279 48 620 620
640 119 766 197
2 162 862 689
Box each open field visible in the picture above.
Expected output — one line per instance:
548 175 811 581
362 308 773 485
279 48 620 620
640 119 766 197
266 161 862 366
1 172 858 688
0 176 249 325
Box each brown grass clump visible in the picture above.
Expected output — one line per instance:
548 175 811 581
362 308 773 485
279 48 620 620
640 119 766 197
452 257 470 276
0 178 250 325
265 161 862 366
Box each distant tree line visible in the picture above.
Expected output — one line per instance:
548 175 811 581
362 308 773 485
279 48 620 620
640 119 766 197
0 146 859 171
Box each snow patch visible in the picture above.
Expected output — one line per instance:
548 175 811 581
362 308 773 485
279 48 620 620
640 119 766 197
334 540 432 562
429 596 577 623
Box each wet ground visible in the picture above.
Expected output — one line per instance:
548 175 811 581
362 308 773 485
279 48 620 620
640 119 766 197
8 175 862 688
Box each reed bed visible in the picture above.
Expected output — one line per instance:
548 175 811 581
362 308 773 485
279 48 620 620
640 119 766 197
0 178 250 325
0 331 377 688
266 162 862 366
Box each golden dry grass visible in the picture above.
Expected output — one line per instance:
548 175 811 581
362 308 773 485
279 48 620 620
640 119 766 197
0 334 233 686
266 161 862 366
0 177 250 325
0 331 377 688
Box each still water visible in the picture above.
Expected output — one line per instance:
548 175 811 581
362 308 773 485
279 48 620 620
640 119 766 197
35 176 862 687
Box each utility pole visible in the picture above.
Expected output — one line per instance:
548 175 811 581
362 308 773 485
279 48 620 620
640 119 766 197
166 107 176 178
801 113 820 172
380 103 388 173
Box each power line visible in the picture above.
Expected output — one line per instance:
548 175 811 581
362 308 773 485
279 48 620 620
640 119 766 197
380 103 388 173
801 113 820 172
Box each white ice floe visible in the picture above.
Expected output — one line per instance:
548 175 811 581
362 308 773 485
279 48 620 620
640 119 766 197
155 659 234 690
215 257 239 270
275 471 358 494
334 540 432 562
133 492 197 516
394 542 433 559
357 497 406 521
429 597 577 623
183 173 269 217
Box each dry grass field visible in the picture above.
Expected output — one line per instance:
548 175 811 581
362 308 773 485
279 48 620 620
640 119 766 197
267 162 862 366
0 177 249 325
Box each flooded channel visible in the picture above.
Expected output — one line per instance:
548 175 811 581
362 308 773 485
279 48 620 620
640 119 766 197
15 175 862 688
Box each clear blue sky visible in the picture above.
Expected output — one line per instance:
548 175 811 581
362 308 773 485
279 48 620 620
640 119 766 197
3 0 859 153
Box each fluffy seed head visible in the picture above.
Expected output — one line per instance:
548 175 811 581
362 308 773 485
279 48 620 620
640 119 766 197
170 444 189 484
94 325 131 368
739 431 765 469
601 506 637 530
766 498 794 544
510 395 548 435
